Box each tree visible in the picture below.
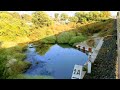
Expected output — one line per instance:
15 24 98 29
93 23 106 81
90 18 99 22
0 12 30 39
32 11 53 28
11 12 21 19
75 11 87 23
60 13 69 21
68 16 78 23
54 13 59 21
100 11 111 18
21 14 32 22
0 12 13 20
89 11 100 21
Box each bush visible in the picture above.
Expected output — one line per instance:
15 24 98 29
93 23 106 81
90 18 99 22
76 19 114 36
32 11 53 28
69 35 87 45
0 49 7 79
41 36 56 44
0 44 28 79
57 31 76 43
5 60 31 78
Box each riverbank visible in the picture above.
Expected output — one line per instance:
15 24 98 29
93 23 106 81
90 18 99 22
84 23 117 79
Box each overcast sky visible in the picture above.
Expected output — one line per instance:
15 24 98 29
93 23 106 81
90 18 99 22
8 11 118 17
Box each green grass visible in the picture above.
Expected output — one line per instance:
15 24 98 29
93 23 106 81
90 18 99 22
9 74 54 79
0 48 8 79
5 60 31 77
0 44 30 79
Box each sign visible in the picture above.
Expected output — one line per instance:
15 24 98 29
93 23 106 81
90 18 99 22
71 64 83 79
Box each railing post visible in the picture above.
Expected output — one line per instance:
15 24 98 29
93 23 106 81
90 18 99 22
88 52 92 73
83 47 85 53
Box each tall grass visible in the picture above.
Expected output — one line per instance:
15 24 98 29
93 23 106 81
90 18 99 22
0 44 30 79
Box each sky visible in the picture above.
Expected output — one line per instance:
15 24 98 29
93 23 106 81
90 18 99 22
8 11 118 17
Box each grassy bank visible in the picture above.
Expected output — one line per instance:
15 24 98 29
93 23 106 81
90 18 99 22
8 74 54 79
0 43 31 79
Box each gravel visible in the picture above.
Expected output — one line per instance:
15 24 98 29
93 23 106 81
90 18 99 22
84 19 117 79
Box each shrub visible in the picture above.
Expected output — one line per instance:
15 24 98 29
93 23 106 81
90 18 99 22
57 31 76 43
69 35 87 45
41 36 56 44
32 11 53 28
5 60 31 78
0 44 28 79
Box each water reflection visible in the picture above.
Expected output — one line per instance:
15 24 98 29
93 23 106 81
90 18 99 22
25 44 88 79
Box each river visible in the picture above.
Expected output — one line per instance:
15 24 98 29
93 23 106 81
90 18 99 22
24 44 88 79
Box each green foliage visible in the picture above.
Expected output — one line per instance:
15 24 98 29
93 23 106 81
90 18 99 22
68 16 78 23
54 13 59 21
5 60 31 77
0 12 13 20
0 48 7 79
0 44 29 79
100 11 111 18
84 28 117 79
32 11 53 27
69 35 87 45
41 36 56 44
75 11 87 23
99 19 114 37
36 44 52 55
60 13 69 21
0 12 30 42
0 11 114 79
10 74 54 79
76 19 114 36
57 31 76 43
21 14 32 22
10 12 21 19
75 11 111 23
